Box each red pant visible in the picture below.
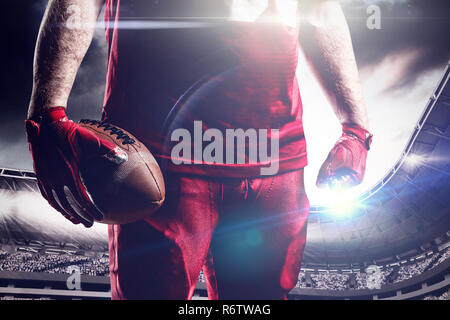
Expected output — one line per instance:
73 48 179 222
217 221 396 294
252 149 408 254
108 170 309 300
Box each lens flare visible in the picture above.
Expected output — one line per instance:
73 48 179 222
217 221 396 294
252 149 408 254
320 187 362 217
229 0 298 27
405 154 423 168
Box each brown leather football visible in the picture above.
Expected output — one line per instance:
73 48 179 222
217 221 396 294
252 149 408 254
77 119 165 225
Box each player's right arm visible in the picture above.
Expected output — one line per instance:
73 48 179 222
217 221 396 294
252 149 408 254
28 0 104 118
26 0 121 227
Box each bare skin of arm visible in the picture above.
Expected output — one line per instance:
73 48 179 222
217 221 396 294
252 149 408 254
299 0 369 130
28 0 105 119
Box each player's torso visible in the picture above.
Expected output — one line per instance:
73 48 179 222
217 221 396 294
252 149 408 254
103 0 302 158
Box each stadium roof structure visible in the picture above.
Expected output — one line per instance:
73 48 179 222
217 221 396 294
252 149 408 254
0 170 107 252
0 62 449 267
0 168 37 192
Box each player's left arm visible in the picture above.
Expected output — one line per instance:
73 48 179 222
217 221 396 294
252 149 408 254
299 0 373 188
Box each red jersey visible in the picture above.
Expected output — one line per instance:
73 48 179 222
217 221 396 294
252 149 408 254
103 0 307 177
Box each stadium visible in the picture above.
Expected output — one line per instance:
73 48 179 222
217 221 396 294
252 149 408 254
0 62 449 301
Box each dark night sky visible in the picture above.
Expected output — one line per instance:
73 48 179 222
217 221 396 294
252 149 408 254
0 0 449 170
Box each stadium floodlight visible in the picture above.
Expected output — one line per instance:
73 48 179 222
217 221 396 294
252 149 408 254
405 154 423 168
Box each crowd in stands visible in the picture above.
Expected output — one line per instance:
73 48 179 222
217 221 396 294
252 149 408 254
394 254 437 283
0 245 449 291
0 250 109 276
310 272 350 291
295 271 350 291
433 247 450 267
423 290 450 300
293 246 450 291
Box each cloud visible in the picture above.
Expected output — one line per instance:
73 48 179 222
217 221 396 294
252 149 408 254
342 0 450 91
362 47 430 93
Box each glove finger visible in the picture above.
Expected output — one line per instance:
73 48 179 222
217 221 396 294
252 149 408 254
316 167 330 188
70 172 105 221
316 149 338 188
327 174 353 190
37 180 81 224
316 159 331 187
336 170 361 187
65 183 104 224
42 183 68 217
316 146 351 188
63 186 97 227
329 170 362 189
41 183 81 225
50 189 82 225
54 187 94 228
36 179 49 201
52 146 104 222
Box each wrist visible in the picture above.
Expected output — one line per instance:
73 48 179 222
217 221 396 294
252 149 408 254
28 107 68 124
342 123 373 150
27 93 68 118
42 107 68 124
25 107 70 144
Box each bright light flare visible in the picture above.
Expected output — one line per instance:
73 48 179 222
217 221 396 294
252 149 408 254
405 154 423 168
319 188 362 217
229 0 298 28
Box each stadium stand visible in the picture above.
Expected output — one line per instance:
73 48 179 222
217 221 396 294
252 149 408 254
0 244 448 299
0 251 109 276
423 290 450 300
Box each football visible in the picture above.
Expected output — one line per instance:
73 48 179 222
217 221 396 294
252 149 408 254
77 119 165 225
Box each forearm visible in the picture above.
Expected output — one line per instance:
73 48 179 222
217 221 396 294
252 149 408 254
299 0 369 129
28 0 104 119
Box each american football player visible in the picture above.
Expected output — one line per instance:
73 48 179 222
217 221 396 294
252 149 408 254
27 0 372 299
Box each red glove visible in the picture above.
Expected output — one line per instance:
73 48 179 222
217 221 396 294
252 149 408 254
25 107 126 227
316 124 373 189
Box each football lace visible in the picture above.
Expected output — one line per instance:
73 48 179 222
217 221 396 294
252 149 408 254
80 120 136 145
